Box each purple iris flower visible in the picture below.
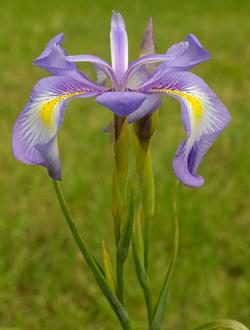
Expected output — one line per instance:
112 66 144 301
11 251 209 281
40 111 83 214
12 12 230 187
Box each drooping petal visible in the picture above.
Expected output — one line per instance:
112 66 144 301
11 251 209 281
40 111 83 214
96 92 146 117
33 33 79 76
12 76 107 180
33 33 112 84
165 34 210 70
137 71 231 187
110 11 128 80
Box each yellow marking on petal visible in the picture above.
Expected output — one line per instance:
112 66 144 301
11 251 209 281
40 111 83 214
153 89 202 121
40 92 86 127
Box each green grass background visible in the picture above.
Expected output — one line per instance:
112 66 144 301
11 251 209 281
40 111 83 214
0 0 249 329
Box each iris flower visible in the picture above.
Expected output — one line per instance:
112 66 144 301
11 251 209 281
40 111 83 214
12 12 230 187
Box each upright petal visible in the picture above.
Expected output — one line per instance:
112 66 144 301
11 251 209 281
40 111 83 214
121 53 175 88
137 71 231 187
12 76 107 180
67 54 118 89
94 64 107 86
110 11 128 80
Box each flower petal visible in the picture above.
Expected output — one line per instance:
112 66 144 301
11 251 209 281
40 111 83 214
166 34 210 70
137 71 231 187
151 34 211 80
94 64 107 86
96 92 146 117
12 76 107 180
127 94 161 123
33 33 79 76
121 53 175 88
110 11 128 80
34 33 112 84
67 54 118 88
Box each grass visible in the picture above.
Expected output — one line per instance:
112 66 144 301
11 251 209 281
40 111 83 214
0 0 250 329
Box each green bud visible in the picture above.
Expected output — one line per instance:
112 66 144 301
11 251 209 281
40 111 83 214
134 110 158 145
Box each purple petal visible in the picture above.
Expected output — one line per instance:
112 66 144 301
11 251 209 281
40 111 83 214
137 71 231 187
121 53 175 88
127 94 161 123
127 66 149 88
67 54 118 89
94 64 107 86
12 76 106 180
166 34 210 69
96 92 146 117
152 34 211 80
110 11 128 80
34 33 112 84
33 33 78 76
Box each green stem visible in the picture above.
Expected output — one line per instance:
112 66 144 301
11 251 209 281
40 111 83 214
52 180 132 330
132 217 153 328
143 280 153 327
116 258 124 303
113 115 129 303
144 214 151 272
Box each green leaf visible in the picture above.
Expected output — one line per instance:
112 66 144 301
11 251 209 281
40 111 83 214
101 241 117 294
132 207 153 324
132 205 149 289
117 183 135 263
193 319 249 330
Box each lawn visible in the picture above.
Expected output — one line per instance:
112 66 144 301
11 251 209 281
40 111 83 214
0 0 249 329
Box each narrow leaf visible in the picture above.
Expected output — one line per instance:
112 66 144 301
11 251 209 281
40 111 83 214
193 319 249 330
101 241 117 294
132 206 153 323
117 183 134 263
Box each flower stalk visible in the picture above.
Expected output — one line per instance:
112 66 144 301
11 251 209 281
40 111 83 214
113 115 129 244
113 114 129 303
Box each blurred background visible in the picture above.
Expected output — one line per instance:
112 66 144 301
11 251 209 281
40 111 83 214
0 0 249 329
